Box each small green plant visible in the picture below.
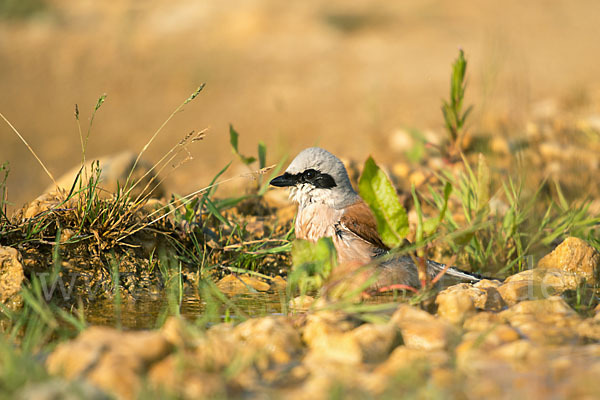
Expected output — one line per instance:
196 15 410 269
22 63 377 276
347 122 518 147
0 337 51 399
229 124 285 195
441 49 473 158
424 156 600 276
287 237 337 296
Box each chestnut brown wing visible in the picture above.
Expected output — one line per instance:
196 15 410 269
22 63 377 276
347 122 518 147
339 201 390 251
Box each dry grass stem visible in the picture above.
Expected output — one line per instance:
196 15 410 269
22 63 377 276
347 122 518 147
124 84 205 190
131 129 207 204
0 111 57 187
241 165 276 181
117 164 270 242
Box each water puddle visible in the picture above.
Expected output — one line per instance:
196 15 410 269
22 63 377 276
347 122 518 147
84 290 287 329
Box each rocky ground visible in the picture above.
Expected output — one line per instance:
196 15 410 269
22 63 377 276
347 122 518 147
1 234 599 399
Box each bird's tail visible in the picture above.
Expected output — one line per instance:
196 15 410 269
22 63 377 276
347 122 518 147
376 255 495 289
425 259 485 284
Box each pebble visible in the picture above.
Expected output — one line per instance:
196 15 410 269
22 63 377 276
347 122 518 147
537 237 600 285
216 274 271 293
0 246 24 308
46 326 172 399
390 304 458 351
435 284 477 325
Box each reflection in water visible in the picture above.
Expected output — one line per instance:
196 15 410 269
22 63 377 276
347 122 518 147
83 285 411 330
85 289 287 330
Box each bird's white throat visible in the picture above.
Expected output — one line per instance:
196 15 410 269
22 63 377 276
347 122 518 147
288 184 334 207
288 183 360 210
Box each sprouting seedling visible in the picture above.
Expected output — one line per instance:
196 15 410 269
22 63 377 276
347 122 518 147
229 124 256 165
441 48 473 158
229 124 276 192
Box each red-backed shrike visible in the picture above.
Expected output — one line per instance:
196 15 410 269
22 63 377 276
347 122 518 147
270 147 481 289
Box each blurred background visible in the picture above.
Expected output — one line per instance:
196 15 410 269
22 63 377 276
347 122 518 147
1 0 600 208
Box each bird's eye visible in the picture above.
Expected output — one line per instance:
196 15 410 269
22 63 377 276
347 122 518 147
304 170 316 180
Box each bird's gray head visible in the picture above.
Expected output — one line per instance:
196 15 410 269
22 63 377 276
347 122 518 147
270 147 359 209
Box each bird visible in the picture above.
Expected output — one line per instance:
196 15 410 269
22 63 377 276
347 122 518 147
269 147 483 290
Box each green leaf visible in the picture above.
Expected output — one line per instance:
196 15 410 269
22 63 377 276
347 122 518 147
207 161 231 198
292 237 337 268
258 141 266 169
205 197 230 227
554 179 569 211
229 124 256 165
358 156 409 248
411 184 424 246
423 182 452 235
229 124 239 153
289 238 337 293
198 160 231 214
213 195 249 211
451 49 467 105
251 242 293 255
442 49 471 150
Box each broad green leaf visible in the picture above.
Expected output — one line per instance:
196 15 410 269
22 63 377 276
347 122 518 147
289 238 337 293
292 237 337 269
358 157 409 248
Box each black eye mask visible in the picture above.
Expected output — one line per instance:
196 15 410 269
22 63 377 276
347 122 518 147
270 169 337 189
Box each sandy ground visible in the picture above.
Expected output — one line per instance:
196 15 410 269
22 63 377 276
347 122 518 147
1 0 600 208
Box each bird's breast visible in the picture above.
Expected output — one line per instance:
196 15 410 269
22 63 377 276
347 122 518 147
295 204 379 265
295 203 340 242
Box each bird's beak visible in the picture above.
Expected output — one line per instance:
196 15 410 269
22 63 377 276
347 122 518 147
270 173 296 187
